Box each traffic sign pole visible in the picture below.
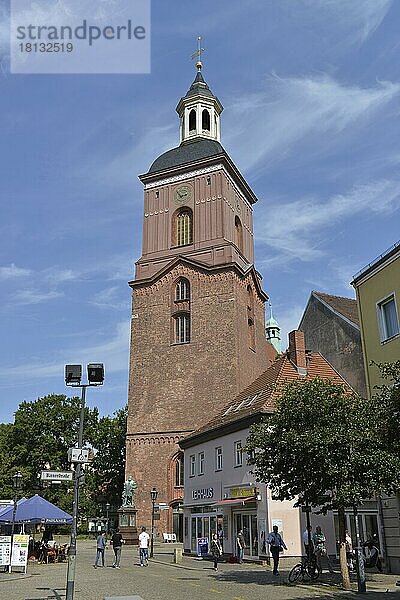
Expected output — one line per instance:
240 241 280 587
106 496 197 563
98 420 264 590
66 385 86 600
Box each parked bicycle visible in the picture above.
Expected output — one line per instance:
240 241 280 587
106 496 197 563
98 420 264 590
288 554 321 583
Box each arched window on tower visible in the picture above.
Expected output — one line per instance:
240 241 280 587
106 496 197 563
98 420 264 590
235 215 243 253
202 109 210 132
171 278 191 345
175 209 193 246
175 453 184 487
247 285 255 351
174 314 190 344
189 109 196 132
175 278 190 302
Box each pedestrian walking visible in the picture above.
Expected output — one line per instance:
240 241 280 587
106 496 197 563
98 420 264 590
236 529 246 563
110 528 124 568
138 526 150 566
312 526 334 573
94 531 107 568
266 525 287 575
345 530 354 571
210 532 222 571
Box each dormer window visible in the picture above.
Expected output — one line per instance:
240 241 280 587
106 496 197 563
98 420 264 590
202 109 210 132
189 109 196 132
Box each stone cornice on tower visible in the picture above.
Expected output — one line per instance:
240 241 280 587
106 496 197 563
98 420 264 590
128 254 269 303
140 145 258 205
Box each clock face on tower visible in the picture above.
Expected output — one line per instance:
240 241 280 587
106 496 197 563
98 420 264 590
174 185 192 204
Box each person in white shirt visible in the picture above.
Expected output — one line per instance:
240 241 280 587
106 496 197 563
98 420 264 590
266 525 287 575
138 526 150 566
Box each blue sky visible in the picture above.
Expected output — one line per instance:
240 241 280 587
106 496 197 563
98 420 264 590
1 0 399 423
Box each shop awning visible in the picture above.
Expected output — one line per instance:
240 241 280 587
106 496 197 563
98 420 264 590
212 496 256 506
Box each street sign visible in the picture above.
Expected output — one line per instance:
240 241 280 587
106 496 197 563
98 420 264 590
68 448 90 464
41 470 74 482
153 513 160 520
156 503 169 511
301 505 312 513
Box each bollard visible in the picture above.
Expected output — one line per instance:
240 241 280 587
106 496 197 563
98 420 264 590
174 548 183 564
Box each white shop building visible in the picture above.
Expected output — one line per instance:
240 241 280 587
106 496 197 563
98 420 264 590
179 332 381 561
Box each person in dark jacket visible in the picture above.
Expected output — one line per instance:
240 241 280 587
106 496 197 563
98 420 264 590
210 533 222 571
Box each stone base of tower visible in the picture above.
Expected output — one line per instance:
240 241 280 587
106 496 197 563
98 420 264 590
125 432 186 539
117 506 139 546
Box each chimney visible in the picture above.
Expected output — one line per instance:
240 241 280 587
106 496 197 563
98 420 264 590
288 330 307 375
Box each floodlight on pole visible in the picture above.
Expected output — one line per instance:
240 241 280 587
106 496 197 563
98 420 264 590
65 365 82 385
65 363 104 600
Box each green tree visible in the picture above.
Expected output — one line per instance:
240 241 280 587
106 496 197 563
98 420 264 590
246 376 400 589
87 406 127 514
0 423 14 499
8 394 98 513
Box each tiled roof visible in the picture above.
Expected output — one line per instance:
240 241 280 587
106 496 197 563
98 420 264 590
182 351 350 445
148 139 225 174
313 291 359 326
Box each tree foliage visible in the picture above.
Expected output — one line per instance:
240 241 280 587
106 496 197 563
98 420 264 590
0 395 127 519
246 376 400 512
246 374 400 588
86 406 127 510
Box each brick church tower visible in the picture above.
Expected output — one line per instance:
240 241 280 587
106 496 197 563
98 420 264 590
126 60 273 537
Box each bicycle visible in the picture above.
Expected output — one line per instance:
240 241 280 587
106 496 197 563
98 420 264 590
288 554 321 583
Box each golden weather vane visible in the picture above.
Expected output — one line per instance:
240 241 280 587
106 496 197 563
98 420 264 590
191 35 205 70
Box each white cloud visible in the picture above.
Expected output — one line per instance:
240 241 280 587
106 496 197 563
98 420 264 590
89 286 129 310
0 263 32 279
301 0 393 44
256 179 400 263
0 320 130 380
12 289 63 305
43 268 78 284
224 75 400 176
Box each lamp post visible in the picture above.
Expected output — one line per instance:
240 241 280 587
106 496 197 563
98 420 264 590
9 471 23 573
106 502 111 533
65 363 104 600
150 487 158 558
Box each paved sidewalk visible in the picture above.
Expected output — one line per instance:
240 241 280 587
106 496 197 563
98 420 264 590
0 541 399 600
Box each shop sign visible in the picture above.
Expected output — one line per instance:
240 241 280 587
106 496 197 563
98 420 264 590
192 487 213 500
0 536 11 566
197 537 208 556
229 486 254 498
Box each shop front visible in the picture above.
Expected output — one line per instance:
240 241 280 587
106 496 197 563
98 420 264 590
213 484 262 560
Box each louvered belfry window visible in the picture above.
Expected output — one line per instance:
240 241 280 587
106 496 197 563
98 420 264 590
176 210 193 246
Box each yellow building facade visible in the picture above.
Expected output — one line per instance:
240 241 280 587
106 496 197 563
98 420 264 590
352 242 400 394
352 241 400 573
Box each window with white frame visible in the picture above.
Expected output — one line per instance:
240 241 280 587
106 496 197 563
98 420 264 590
215 446 223 471
198 451 205 475
189 454 196 477
377 294 399 342
234 440 243 467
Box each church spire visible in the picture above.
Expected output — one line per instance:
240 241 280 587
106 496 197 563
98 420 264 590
176 36 223 144
266 303 281 353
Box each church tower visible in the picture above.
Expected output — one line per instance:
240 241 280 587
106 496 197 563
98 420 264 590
126 56 273 536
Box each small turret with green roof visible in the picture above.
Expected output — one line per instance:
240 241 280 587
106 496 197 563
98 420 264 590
266 303 281 353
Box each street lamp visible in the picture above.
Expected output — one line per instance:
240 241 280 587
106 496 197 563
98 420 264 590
65 363 104 600
150 487 158 558
105 502 111 533
10 471 23 573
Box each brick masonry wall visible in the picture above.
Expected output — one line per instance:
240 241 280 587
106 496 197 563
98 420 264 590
126 262 269 526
